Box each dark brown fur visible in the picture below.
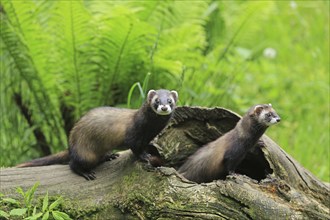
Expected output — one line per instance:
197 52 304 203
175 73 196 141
178 104 280 183
17 89 178 180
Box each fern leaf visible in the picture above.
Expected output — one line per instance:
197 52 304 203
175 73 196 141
1 0 67 147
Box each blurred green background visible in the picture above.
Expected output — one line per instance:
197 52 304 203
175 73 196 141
1 1 329 182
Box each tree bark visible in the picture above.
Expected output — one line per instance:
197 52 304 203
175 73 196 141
1 107 329 219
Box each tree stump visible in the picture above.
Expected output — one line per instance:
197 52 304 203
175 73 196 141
1 106 329 219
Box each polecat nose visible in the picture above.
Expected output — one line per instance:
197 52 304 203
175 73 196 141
276 118 281 122
161 106 168 111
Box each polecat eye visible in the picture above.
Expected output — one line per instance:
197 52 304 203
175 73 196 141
266 113 272 117
155 98 160 104
167 98 172 104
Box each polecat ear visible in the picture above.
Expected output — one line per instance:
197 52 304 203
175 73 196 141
147 90 157 103
251 105 264 116
170 90 178 102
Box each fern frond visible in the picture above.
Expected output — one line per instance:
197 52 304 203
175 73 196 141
88 6 157 105
47 1 96 117
1 0 67 147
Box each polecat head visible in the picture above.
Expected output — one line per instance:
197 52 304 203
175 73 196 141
249 103 281 126
147 89 178 115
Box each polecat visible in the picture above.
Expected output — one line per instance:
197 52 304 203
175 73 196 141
17 89 178 180
178 104 280 183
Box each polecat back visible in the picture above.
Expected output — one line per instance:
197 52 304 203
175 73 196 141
178 104 280 183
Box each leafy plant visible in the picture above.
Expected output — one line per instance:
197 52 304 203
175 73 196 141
0 183 72 220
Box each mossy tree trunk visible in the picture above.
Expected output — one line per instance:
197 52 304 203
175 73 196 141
1 107 329 219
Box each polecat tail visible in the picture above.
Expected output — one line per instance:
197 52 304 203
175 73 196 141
16 150 70 167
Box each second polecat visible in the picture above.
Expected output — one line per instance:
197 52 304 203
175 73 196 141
17 89 178 180
178 104 280 183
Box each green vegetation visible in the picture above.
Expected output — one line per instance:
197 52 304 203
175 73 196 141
0 183 72 220
0 1 328 181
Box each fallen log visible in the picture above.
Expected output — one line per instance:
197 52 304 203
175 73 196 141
1 106 329 219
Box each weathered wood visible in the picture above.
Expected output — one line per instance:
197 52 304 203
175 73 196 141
1 106 329 219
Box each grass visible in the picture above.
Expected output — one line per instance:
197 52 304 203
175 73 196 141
225 1 329 182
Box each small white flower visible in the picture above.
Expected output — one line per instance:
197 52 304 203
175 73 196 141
290 1 297 10
263 47 277 59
